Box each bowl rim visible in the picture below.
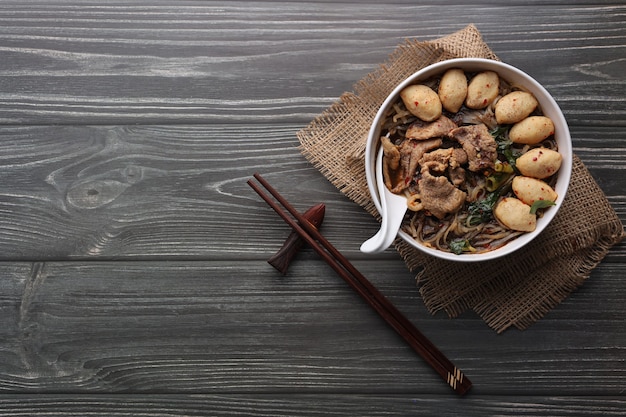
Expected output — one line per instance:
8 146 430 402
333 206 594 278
364 57 573 262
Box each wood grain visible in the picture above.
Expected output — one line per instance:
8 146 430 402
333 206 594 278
0 3 623 125
0 124 623 260
0 1 624 415
0 123 378 259
0 394 622 417
0 260 624 394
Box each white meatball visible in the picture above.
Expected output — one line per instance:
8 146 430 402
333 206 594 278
494 197 537 232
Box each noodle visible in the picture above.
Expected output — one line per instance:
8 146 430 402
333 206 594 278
382 70 560 255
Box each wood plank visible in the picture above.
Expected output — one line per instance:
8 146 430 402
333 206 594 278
0 124 623 260
0 3 623 125
0 260 623 394
0 394 623 416
0 123 375 260
0 1 623 413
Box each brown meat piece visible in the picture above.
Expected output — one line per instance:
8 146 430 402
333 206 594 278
449 148 467 185
420 147 468 168
449 124 497 172
420 148 453 169
451 148 468 167
391 138 442 193
418 166 467 219
420 147 468 187
448 166 466 186
405 116 457 140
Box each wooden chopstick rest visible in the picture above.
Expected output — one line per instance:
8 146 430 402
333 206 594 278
268 203 326 274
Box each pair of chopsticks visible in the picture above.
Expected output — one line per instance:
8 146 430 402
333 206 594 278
248 173 472 395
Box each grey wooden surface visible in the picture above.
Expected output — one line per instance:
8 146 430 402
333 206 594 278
0 1 625 415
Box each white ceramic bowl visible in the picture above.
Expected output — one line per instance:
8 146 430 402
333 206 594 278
365 58 572 262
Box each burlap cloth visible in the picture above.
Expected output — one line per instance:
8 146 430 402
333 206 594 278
297 25 625 333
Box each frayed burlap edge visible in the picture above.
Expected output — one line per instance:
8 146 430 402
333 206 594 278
399 156 625 332
296 25 625 332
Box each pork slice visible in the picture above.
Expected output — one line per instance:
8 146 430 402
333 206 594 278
418 167 467 219
405 116 457 140
449 124 497 172
391 138 442 193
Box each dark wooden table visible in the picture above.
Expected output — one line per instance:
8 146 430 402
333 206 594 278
0 1 624 415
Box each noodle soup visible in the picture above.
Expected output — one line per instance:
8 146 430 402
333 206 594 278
365 59 572 262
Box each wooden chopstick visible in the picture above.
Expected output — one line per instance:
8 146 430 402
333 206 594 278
248 173 472 395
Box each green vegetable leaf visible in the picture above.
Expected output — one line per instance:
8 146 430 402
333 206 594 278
529 199 556 214
491 126 521 170
449 239 475 255
490 125 509 142
467 191 499 226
